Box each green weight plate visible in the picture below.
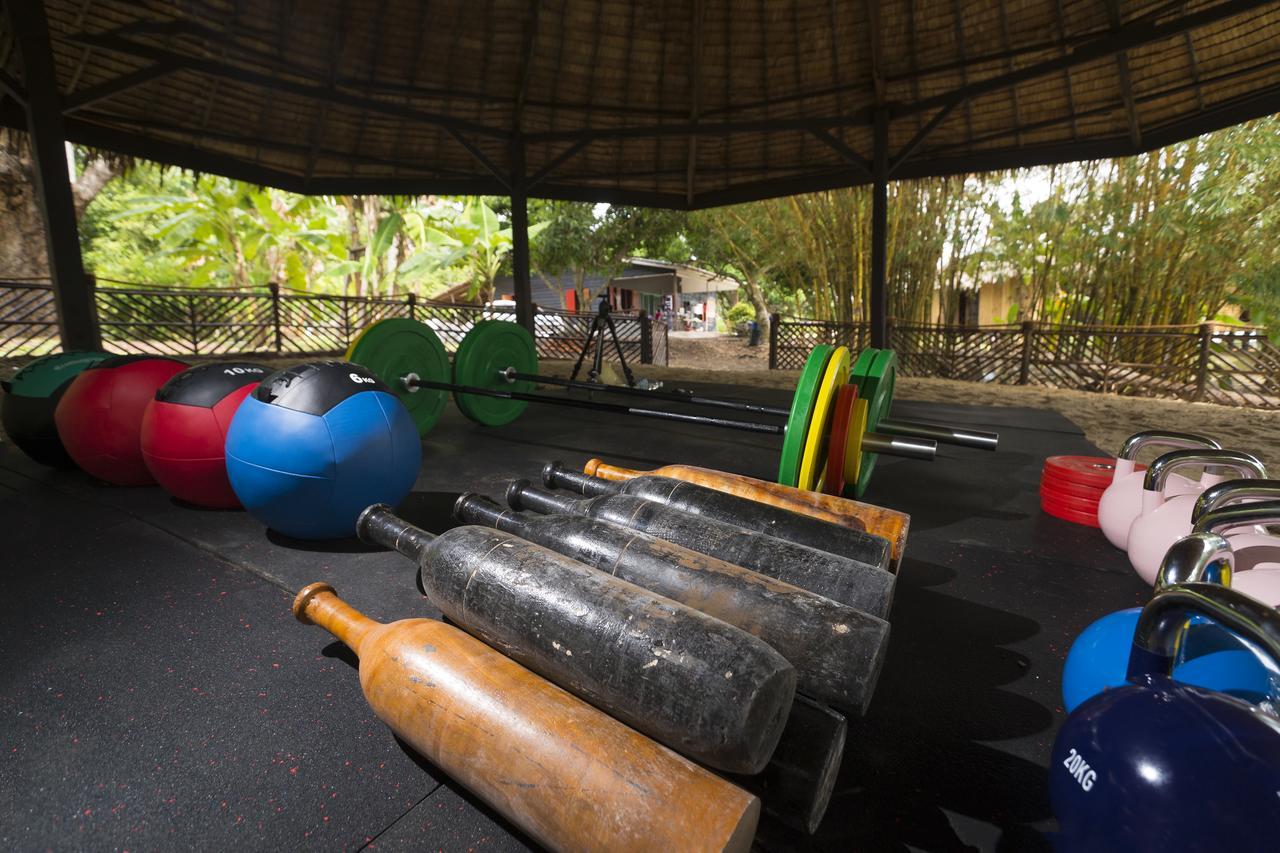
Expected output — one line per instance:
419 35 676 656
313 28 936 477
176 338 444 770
777 344 833 488
346 318 449 436
848 347 879 389
852 348 897 497
453 320 538 426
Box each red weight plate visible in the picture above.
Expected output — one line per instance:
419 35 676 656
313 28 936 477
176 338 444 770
1039 483 1102 512
1042 455 1116 489
823 385 858 496
1041 494 1101 527
1039 474 1107 500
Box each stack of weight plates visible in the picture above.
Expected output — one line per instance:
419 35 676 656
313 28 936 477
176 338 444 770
1040 456 1131 528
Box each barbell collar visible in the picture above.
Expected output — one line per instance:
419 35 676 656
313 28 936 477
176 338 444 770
876 418 998 451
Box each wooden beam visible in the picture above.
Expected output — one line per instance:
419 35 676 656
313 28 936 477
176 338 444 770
1053 0 1081 140
304 1 350 183
5 0 99 349
512 0 543 131
686 0 704 206
809 127 873 179
950 0 975 143
1106 0 1143 148
69 32 511 139
888 101 957 175
996 0 1023 146
63 62 175 113
446 128 511 188
510 137 534 333
344 0 391 177
526 113 872 143
0 67 24 104
900 0 1273 118
526 139 591 189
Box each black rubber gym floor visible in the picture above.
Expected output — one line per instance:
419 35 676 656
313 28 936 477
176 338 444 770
0 381 1146 851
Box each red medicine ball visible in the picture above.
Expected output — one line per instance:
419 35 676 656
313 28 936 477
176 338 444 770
54 355 189 485
141 362 269 507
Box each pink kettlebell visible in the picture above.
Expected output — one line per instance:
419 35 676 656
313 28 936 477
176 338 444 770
1098 430 1221 549
1192 495 1280 607
1126 449 1267 585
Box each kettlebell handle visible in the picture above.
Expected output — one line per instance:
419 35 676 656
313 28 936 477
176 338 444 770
1142 449 1266 493
1118 430 1221 460
1155 531 1234 591
1191 480 1280 525
1127 584 1280 681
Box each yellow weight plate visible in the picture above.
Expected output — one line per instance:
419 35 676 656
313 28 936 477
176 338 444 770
797 346 851 491
844 398 868 484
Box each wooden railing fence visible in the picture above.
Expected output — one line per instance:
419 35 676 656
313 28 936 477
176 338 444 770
770 316 1280 409
0 279 666 367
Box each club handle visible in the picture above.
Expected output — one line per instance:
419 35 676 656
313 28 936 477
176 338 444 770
543 460 620 495
507 479 581 515
356 504 435 563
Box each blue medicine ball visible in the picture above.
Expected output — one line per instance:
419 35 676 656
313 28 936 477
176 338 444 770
1062 607 1277 711
225 361 421 539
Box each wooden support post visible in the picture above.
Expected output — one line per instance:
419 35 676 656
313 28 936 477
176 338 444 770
187 292 199 355
511 138 534 334
6 0 101 350
869 109 889 350
1195 323 1212 401
639 310 653 364
1019 320 1036 385
269 282 283 354
768 313 780 369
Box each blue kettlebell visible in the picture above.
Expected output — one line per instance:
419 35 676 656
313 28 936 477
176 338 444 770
1050 583 1280 851
1062 531 1277 710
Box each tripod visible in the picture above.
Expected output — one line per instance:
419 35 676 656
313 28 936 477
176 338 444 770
570 295 638 386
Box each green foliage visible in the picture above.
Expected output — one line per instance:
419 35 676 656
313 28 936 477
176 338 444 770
724 301 756 325
75 115 1280 331
421 198 548 300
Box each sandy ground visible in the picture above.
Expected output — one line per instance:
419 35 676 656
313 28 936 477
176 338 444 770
4 339 1277 471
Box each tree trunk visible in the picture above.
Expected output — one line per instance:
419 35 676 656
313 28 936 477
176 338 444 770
0 134 121 278
740 274 772 340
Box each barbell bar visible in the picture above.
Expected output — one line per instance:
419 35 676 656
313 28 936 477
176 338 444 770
498 366 999 452
346 318 958 494
402 372 936 459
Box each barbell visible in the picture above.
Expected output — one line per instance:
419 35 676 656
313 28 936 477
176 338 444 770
345 318 996 495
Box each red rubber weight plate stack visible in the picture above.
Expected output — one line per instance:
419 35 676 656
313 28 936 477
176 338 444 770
1039 455 1111 528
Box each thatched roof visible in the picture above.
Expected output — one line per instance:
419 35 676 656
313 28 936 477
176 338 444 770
3 0 1279 209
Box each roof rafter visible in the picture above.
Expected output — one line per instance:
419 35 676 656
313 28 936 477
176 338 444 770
1105 0 1144 148
67 31 511 139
